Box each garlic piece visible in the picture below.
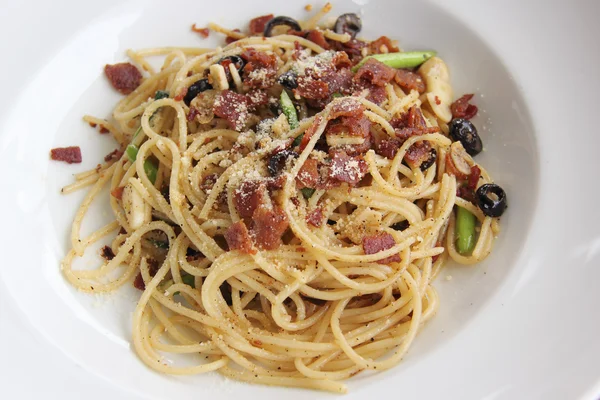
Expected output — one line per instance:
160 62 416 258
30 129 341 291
209 64 229 91
418 57 453 123
122 180 151 230
450 141 474 175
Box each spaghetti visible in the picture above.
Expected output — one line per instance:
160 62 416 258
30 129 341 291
60 5 505 393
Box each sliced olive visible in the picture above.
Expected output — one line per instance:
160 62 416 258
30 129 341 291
268 101 282 116
217 55 246 73
391 220 410 231
301 187 315 199
184 79 212 106
154 90 170 100
476 183 507 217
268 149 298 176
419 148 437 171
334 13 362 39
220 282 233 306
263 16 302 37
278 71 298 90
449 118 483 156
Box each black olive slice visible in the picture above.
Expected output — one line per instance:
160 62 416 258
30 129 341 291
476 183 507 217
268 149 298 176
419 148 437 171
184 79 213 106
264 16 302 37
334 13 362 39
449 118 483 156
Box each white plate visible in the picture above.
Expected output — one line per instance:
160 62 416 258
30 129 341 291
1 0 599 399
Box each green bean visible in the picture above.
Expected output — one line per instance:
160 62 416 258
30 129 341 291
123 90 170 184
351 51 437 72
455 206 477 255
126 144 158 184
181 274 195 288
154 90 170 100
280 90 299 130
301 187 316 199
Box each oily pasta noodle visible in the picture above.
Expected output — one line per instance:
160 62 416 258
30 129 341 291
59 6 504 394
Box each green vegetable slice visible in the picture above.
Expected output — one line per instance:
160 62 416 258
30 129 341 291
352 51 437 72
455 206 477 255
154 90 170 100
301 188 316 199
181 274 196 288
126 143 158 184
280 90 299 129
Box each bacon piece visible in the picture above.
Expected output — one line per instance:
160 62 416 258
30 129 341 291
233 180 267 219
100 245 115 261
50 146 82 164
394 69 426 93
191 24 210 38
468 165 481 190
404 141 432 169
329 151 367 186
332 52 352 69
296 157 341 190
251 205 289 250
326 115 372 156
133 274 145 290
296 52 354 102
374 138 402 159
375 107 438 162
305 30 330 49
174 87 188 102
362 232 401 264
354 58 396 86
249 14 274 34
368 36 399 54
199 173 218 193
296 158 319 189
399 106 438 132
291 40 304 60
456 165 481 202
304 68 354 109
245 89 269 110
241 48 275 67
265 174 287 191
457 185 476 203
306 207 324 227
299 115 324 151
361 84 388 105
394 107 439 139
133 259 159 290
451 94 478 120
111 186 125 200
187 107 200 122
213 90 249 131
330 97 364 119
104 63 142 95
225 221 256 254
329 39 367 65
225 29 242 44
297 78 330 99
241 48 278 89
104 149 123 162
327 115 371 137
